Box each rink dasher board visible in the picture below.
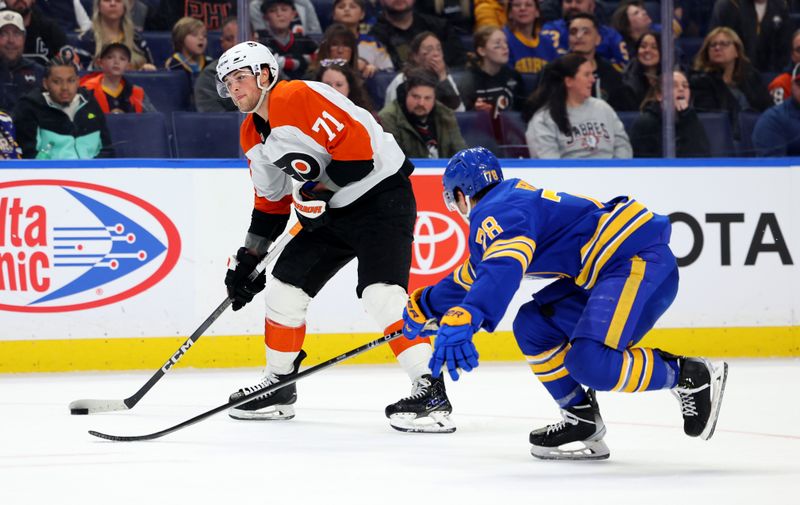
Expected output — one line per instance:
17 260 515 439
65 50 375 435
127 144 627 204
0 158 798 372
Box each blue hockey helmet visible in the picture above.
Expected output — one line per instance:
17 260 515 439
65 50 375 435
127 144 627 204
442 147 503 213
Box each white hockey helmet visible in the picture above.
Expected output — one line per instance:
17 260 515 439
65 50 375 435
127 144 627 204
216 41 279 98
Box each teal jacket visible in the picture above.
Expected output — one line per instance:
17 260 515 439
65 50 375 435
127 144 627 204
12 88 113 159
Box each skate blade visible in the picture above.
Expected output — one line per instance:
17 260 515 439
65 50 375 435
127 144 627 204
700 361 728 441
389 411 456 434
228 404 295 421
530 438 610 461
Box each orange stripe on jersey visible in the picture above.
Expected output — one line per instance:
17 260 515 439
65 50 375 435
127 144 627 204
254 193 292 214
268 80 374 161
264 318 306 352
240 114 261 154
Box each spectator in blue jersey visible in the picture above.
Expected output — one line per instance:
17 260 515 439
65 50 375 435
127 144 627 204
332 0 394 76
369 0 466 69
567 13 636 111
0 9 45 112
541 0 629 69
402 146 728 461
630 70 711 157
523 53 632 158
0 110 22 158
458 26 527 112
165 16 210 75
621 30 660 111
752 63 800 156
5 0 67 64
504 0 559 74
250 0 322 35
76 0 156 71
258 0 317 79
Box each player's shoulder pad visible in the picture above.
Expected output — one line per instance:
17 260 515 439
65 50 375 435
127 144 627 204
269 80 316 127
240 114 260 152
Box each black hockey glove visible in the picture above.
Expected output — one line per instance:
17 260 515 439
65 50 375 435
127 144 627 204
225 247 266 311
292 181 334 231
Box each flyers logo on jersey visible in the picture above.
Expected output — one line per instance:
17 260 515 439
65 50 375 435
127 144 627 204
0 180 180 313
275 152 321 182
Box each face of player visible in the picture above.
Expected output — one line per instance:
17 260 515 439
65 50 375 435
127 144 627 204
508 0 538 26
568 18 600 55
405 84 435 117
381 0 414 16
333 0 365 29
220 21 237 52
44 65 79 106
321 68 350 97
415 35 444 68
707 33 737 67
626 4 651 33
672 71 690 110
99 48 130 77
99 0 126 24
565 61 595 103
184 28 207 57
6 0 33 17
637 33 659 68
223 68 263 112
478 29 509 66
265 4 296 33
328 40 353 62
562 0 593 17
0 25 25 63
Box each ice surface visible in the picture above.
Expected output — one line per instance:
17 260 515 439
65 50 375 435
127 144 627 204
1 360 798 504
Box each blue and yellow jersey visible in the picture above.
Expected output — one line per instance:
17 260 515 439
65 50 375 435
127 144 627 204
503 26 560 74
540 19 629 70
426 178 671 331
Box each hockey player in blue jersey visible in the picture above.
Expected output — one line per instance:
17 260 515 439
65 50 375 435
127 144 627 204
402 147 728 460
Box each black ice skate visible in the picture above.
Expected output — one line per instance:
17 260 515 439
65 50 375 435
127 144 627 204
228 350 307 421
529 389 610 460
385 374 456 433
672 357 728 440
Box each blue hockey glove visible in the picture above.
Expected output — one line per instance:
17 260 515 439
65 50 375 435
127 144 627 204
429 305 482 381
403 286 437 340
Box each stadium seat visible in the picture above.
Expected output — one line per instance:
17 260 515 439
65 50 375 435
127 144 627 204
312 0 335 30
172 112 241 158
456 110 498 154
105 112 171 158
126 71 193 112
142 31 173 67
616 111 639 138
697 112 736 157
675 37 703 67
365 71 397 110
737 111 762 157
460 33 474 53
496 111 527 145
520 72 539 95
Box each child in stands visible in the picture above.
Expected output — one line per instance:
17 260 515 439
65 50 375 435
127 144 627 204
165 16 210 76
81 42 156 114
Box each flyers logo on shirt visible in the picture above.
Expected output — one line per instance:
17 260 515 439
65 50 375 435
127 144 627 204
0 180 180 313
408 174 470 292
274 152 322 181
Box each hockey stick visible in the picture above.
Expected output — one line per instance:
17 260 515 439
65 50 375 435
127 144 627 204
88 328 407 441
68 223 302 415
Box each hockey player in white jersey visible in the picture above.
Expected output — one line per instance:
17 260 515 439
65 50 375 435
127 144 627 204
216 41 455 433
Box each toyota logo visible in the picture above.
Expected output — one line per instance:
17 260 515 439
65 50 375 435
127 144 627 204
411 211 467 275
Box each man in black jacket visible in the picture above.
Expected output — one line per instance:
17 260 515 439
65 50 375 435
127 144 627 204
0 9 44 112
370 0 466 69
5 0 66 64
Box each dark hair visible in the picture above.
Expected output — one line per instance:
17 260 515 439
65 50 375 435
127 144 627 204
522 53 587 134
409 31 439 62
470 26 503 68
567 11 599 31
405 67 439 93
611 1 643 42
314 23 359 70
315 63 374 111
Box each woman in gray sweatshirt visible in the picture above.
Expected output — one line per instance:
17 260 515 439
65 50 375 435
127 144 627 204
524 53 632 159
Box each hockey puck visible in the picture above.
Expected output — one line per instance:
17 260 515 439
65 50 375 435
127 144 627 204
71 408 89 415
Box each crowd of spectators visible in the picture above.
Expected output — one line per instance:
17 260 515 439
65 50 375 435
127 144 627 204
2 0 800 159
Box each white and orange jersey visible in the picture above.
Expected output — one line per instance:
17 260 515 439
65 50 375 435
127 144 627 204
240 80 407 212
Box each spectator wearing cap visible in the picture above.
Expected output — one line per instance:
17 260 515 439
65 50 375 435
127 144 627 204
768 29 800 105
370 0 466 69
195 16 239 112
165 16 210 75
0 9 44 112
541 0 629 69
145 0 236 31
4 0 67 64
258 0 317 80
80 42 155 114
332 0 394 77
12 54 113 159
250 0 321 35
76 0 155 71
379 68 467 158
752 63 800 156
